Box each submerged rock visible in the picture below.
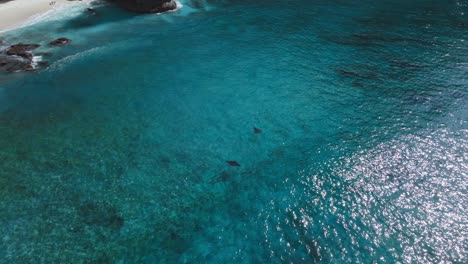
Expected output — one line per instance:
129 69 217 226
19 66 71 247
49 37 72 46
390 60 424 70
335 68 379 80
109 0 177 13
335 69 361 78
78 202 125 231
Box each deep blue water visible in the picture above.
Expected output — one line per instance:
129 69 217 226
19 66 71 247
0 0 467 263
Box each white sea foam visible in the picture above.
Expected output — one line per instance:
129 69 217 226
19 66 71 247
174 0 184 12
172 0 216 16
154 1 184 15
31 55 43 70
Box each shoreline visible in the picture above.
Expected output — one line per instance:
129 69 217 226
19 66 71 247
0 0 90 34
0 0 184 35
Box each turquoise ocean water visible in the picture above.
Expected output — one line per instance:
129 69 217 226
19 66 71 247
0 0 467 263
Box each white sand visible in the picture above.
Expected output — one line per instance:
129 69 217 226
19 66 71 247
0 0 88 33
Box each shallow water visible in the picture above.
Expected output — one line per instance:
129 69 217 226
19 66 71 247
0 0 467 263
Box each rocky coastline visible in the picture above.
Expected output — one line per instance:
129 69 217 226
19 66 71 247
0 38 71 73
106 0 177 14
0 0 177 73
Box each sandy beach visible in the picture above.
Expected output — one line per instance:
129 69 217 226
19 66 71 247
0 0 87 33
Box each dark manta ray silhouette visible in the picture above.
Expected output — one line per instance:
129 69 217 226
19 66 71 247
254 127 262 134
227 161 240 167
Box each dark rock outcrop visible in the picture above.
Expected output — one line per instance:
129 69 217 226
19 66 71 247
109 0 177 13
49 37 72 46
0 42 48 73
0 56 34 73
5 43 40 59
